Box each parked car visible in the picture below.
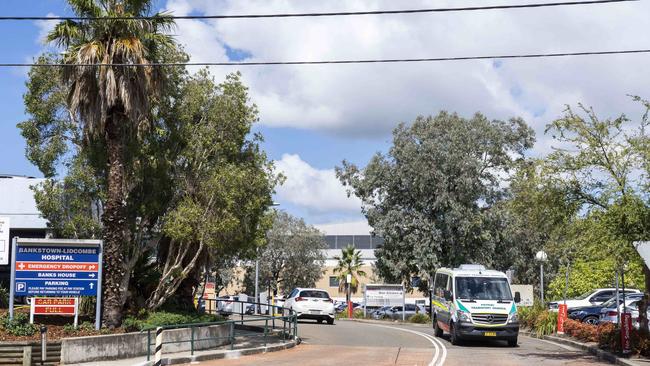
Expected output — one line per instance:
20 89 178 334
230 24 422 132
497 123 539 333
599 293 645 324
627 300 650 330
568 295 631 324
335 301 361 313
374 304 426 320
370 306 392 318
284 288 335 324
216 295 240 314
548 288 640 310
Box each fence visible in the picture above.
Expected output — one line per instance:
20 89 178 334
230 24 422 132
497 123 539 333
142 299 297 361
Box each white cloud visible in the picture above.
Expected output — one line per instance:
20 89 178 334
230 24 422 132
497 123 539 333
274 153 362 213
34 13 57 45
162 0 650 147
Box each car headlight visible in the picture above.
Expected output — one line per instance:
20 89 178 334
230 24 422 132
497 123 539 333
508 312 519 323
457 310 471 322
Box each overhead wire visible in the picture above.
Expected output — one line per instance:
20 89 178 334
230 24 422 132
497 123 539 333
0 0 639 21
1 49 648 67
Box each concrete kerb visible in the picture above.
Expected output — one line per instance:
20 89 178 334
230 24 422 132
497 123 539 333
520 330 642 366
131 339 297 366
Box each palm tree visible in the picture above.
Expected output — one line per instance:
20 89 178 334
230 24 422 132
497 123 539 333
333 245 367 303
47 0 175 327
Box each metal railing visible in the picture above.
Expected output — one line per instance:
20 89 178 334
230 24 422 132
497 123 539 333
143 299 297 361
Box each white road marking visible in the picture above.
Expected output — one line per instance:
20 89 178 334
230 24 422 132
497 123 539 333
365 323 447 366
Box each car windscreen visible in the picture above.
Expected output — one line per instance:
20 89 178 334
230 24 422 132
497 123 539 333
299 290 330 299
455 276 513 301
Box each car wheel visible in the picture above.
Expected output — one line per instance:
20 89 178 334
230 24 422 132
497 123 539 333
450 322 461 346
507 337 518 347
327 318 334 325
433 317 444 337
583 315 599 325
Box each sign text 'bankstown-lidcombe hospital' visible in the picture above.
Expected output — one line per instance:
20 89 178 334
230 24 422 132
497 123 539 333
14 245 100 296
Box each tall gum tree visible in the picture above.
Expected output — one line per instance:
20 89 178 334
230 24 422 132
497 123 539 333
336 111 534 290
544 100 650 334
45 0 175 327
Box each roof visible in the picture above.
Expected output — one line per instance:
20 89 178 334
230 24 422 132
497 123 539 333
0 176 48 229
436 267 507 278
314 220 373 236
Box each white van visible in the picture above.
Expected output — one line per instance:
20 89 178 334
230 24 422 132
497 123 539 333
431 264 520 346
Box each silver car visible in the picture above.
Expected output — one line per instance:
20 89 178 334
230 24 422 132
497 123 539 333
599 294 644 324
381 304 426 320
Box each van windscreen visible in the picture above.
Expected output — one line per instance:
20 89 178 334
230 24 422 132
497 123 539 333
455 277 512 301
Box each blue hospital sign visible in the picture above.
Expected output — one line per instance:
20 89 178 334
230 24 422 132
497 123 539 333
14 244 100 296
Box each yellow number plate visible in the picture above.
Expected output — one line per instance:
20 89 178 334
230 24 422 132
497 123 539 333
484 332 497 337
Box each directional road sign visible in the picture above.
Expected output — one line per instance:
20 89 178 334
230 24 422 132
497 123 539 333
9 238 103 329
14 244 100 296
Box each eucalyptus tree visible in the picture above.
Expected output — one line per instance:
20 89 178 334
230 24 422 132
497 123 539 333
333 245 367 302
544 101 650 333
251 211 327 296
337 111 534 291
146 71 278 310
44 0 175 327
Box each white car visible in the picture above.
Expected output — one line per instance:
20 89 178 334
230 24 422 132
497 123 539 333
548 288 640 310
284 288 335 324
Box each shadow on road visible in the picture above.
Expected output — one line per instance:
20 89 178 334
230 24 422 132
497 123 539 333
437 335 518 348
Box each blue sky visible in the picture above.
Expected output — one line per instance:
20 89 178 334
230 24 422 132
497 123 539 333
1 0 649 230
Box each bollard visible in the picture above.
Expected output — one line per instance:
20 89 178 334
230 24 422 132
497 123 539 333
190 327 195 356
230 322 235 350
264 319 268 347
154 327 163 366
147 330 151 361
39 326 47 366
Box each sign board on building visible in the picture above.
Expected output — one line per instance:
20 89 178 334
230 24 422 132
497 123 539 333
9 238 103 329
510 284 534 306
30 297 79 327
0 217 9 265
364 284 405 320
364 284 405 307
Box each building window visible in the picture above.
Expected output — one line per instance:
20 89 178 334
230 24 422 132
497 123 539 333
329 276 340 288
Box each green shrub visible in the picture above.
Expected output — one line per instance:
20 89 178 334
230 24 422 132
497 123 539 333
123 311 225 331
409 313 431 324
534 310 557 337
1 313 37 336
62 321 96 334
0 287 8 309
517 302 545 329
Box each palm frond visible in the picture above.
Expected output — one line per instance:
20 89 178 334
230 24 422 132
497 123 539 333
68 0 103 17
47 20 83 48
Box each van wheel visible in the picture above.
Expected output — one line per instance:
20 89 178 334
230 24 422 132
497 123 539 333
450 322 461 346
507 337 518 347
327 318 334 325
433 317 443 337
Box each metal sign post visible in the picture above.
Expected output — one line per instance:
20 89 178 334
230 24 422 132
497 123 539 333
10 238 103 330
402 284 406 322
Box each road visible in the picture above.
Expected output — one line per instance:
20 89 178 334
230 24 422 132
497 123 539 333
194 319 612 366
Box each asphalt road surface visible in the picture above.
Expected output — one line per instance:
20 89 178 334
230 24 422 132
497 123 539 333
194 319 612 366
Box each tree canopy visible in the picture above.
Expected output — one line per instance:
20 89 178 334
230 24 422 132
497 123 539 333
337 111 534 290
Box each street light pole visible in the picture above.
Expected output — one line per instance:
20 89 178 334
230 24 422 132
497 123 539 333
535 250 548 305
254 255 259 314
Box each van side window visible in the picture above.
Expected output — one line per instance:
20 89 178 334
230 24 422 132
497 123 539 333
434 273 448 298
445 275 453 298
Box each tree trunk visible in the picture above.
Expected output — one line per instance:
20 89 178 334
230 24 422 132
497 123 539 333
101 112 130 328
639 264 650 337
